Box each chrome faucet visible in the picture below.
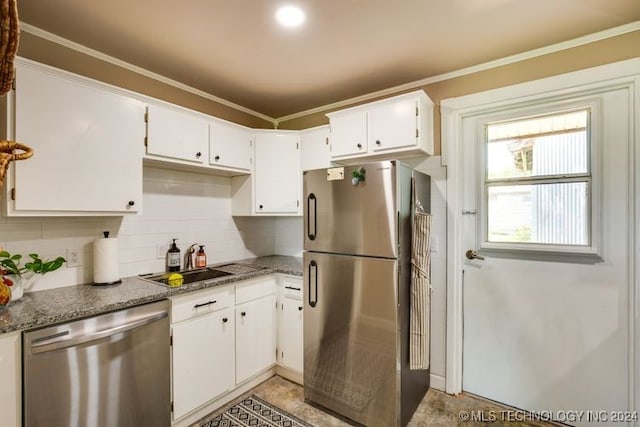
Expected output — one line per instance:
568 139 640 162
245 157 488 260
184 244 199 271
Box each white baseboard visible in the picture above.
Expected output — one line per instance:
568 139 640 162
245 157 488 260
275 365 303 385
430 373 446 392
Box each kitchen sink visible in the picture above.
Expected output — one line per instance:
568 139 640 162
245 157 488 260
142 263 268 287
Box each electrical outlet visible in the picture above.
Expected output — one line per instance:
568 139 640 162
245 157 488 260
66 248 82 268
156 243 169 259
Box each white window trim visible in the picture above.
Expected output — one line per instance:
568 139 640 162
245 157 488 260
474 98 603 258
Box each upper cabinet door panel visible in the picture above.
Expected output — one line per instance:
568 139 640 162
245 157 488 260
209 121 252 171
146 104 208 163
368 98 418 151
13 64 144 214
300 126 331 171
254 133 300 214
329 111 368 158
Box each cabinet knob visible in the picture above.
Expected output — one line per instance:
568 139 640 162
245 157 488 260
356 143 362 149
241 311 246 317
376 140 381 146
259 205 263 210
196 152 202 158
127 200 135 207
222 317 228 323
298 306 303 311
214 155 220 161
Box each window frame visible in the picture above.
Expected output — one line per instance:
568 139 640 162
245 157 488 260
477 98 602 257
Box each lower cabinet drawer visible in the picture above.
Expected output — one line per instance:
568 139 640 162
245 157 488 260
235 276 276 305
171 286 233 323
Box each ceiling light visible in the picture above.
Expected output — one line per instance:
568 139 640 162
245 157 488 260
275 5 306 28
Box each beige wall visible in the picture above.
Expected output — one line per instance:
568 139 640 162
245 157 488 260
278 30 640 154
17 32 273 129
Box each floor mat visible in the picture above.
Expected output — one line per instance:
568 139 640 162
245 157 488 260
200 395 313 427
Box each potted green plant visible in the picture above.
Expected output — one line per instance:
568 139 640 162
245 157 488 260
0 251 66 301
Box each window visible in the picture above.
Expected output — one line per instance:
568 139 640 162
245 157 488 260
484 109 592 249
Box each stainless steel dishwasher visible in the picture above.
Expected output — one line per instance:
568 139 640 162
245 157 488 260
23 300 171 427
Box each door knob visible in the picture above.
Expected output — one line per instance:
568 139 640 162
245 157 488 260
465 250 485 260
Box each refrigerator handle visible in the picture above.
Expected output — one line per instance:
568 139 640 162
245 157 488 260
307 193 317 240
308 260 318 307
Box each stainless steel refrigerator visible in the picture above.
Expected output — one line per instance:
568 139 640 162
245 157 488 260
303 160 430 427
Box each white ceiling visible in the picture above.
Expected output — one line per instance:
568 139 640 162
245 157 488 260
18 0 640 119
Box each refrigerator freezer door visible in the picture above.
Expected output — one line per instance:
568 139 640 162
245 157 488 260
304 251 399 426
304 161 397 258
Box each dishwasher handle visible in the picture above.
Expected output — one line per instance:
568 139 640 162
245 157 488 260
29 311 168 354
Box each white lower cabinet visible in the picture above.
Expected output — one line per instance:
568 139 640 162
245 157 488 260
235 295 277 383
0 331 21 427
235 276 277 384
172 307 235 420
277 276 304 379
170 276 277 422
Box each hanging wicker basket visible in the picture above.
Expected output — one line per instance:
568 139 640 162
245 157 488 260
0 141 32 188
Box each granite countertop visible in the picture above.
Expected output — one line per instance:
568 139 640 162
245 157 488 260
0 255 302 335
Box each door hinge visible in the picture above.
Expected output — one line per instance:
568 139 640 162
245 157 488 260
169 335 173 346
416 128 419 138
170 401 174 413
144 136 148 147
296 142 299 150
11 78 16 91
416 106 419 116
144 107 148 123
325 137 329 145
296 200 299 207
10 187 15 201
250 139 253 147
275 348 278 358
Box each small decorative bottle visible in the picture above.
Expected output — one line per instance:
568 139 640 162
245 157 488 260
166 239 181 272
195 245 207 268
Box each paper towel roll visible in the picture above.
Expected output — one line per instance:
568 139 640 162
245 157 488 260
93 234 120 285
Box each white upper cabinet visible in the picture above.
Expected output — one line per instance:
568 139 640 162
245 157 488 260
328 110 368 158
300 125 331 171
145 103 208 164
232 131 301 216
5 60 144 216
327 90 434 162
255 133 300 214
209 120 252 172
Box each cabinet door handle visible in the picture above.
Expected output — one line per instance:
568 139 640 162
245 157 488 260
356 143 362 149
196 151 202 158
194 300 216 309
222 317 228 323
259 204 264 210
214 155 220 161
307 193 317 241
240 311 246 317
308 260 318 308
298 306 303 311
127 200 135 207
375 140 381 146
285 286 301 291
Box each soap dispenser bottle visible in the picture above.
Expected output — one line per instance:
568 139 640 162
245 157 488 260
167 239 181 272
195 245 207 268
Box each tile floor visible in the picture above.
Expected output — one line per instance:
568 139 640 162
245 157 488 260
193 375 559 426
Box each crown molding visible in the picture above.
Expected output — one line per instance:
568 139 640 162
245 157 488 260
20 20 640 127
20 22 277 125
274 20 640 124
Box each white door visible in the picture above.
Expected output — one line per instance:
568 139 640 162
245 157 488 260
235 295 276 383
254 133 300 214
172 308 234 419
460 83 633 422
209 121 252 171
146 103 207 163
329 111 368 158
279 297 304 373
368 97 417 152
300 126 331 171
13 63 144 214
